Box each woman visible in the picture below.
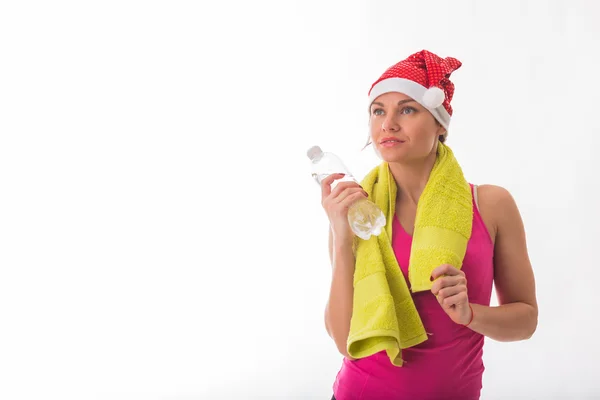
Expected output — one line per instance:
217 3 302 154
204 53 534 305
321 50 538 400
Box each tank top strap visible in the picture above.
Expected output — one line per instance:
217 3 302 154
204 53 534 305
469 183 480 212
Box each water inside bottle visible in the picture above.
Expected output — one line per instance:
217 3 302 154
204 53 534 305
312 173 356 188
348 198 386 240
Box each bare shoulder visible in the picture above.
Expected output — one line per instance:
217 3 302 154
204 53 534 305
475 184 520 244
476 185 536 310
477 184 515 207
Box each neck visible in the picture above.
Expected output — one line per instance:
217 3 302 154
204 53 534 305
389 146 438 206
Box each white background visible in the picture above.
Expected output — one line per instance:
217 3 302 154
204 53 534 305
1 1 599 399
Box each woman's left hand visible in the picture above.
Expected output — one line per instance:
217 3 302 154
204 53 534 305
430 264 473 325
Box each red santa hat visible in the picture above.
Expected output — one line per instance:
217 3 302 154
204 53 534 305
368 50 462 130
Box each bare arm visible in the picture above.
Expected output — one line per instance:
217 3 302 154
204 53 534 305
468 185 538 341
325 228 356 359
319 173 366 359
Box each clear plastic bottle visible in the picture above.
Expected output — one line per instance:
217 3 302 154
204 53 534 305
307 145 386 240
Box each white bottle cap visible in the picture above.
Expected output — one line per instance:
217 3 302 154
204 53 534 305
306 145 323 160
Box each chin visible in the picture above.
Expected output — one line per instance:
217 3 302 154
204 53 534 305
373 146 411 163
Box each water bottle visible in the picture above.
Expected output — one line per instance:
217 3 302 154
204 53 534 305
307 145 386 240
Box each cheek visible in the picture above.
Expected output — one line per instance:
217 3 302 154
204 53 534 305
368 117 379 130
409 120 438 143
368 120 380 138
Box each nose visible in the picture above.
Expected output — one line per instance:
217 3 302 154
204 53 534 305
381 114 400 132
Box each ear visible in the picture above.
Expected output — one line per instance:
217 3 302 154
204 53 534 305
435 120 446 137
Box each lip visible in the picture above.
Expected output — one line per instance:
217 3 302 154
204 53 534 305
379 137 405 147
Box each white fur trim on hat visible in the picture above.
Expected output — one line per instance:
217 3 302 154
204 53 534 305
368 78 451 130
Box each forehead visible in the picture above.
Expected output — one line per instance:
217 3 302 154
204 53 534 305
371 91 414 105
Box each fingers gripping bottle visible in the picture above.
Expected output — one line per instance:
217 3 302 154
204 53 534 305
307 145 386 240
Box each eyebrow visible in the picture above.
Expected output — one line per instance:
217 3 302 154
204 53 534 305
371 99 416 108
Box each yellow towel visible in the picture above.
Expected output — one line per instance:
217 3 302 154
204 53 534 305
347 142 473 366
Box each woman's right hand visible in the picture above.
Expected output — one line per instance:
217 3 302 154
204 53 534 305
321 173 369 244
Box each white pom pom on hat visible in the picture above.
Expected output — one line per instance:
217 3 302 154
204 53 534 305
421 86 445 109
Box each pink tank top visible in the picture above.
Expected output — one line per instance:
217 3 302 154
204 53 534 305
333 184 494 400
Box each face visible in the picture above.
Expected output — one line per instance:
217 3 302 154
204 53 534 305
369 92 446 164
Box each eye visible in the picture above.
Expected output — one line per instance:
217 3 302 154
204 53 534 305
400 106 416 115
371 108 384 116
